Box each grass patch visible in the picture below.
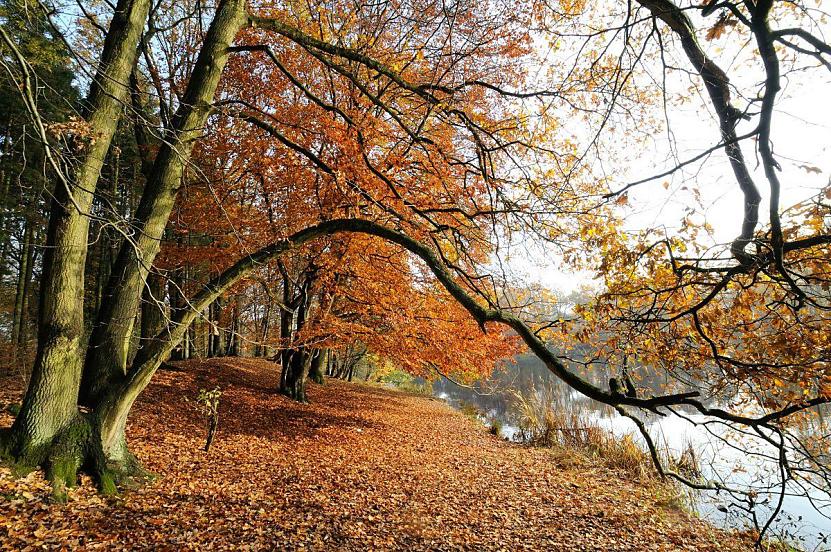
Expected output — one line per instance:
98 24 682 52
510 384 702 512
380 369 431 395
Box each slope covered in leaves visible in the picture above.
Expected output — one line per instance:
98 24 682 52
0 358 750 550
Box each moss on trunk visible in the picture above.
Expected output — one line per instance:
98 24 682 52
1 412 149 502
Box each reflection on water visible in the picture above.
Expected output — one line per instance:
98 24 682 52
433 354 831 550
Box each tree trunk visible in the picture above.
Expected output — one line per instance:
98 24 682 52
189 316 199 360
2 0 153 487
207 298 222 358
332 353 343 378
11 218 32 345
281 348 311 402
309 348 325 384
225 300 241 356
326 351 336 377
17 223 37 347
167 269 187 361
278 268 294 390
81 0 248 407
280 270 313 401
254 301 271 357
93 234 111 322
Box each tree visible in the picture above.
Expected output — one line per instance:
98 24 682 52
0 0 78 365
0 0 153 495
0 1 829 541
0 0 533 495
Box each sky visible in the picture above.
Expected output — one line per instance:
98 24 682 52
512 8 831 297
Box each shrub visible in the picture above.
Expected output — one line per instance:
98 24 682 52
458 401 482 420
196 387 222 452
489 419 504 437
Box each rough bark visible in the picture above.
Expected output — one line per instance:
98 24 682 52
281 349 312 402
3 0 152 463
81 0 248 406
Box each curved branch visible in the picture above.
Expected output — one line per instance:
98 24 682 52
105 219 829 446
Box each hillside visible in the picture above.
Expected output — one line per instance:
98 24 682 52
0 358 750 550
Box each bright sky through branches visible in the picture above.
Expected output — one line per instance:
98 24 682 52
513 5 831 296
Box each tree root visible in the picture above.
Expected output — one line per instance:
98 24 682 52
1 415 152 502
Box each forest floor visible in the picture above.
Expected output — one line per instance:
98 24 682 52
0 358 752 551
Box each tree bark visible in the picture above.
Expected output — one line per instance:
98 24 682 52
308 348 325 384
225 299 241 356
81 0 248 406
281 349 311 402
278 264 294 389
11 217 33 346
279 269 314 401
207 298 223 358
17 223 37 347
3 0 153 476
167 269 187 361
325 351 334 377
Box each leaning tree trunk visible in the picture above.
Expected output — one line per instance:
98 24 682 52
81 0 248 407
1 0 152 496
74 0 249 481
1 0 253 502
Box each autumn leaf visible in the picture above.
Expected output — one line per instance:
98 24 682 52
0 360 753 551
798 164 823 175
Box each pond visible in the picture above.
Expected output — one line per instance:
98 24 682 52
433 354 831 551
